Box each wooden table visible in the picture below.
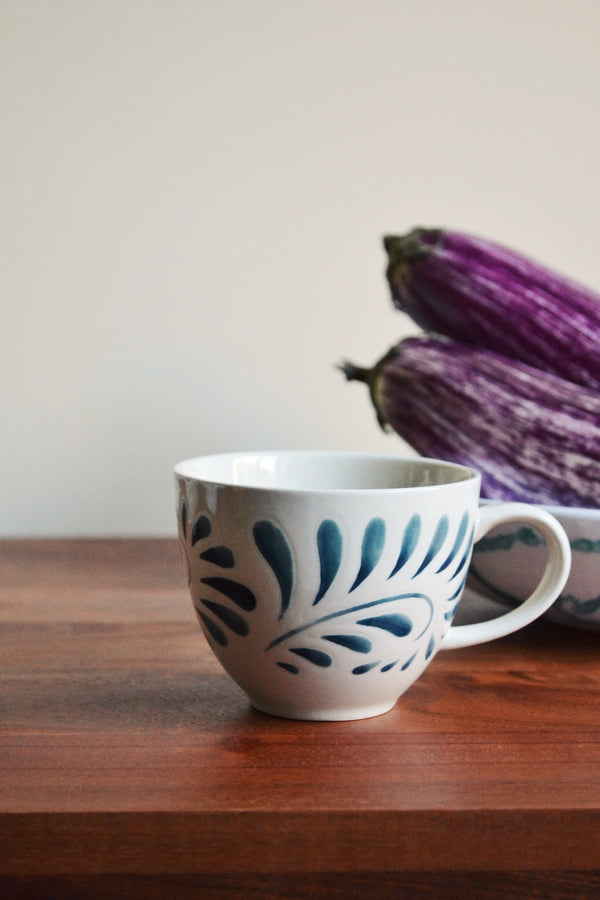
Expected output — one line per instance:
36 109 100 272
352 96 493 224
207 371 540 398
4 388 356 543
1 539 599 898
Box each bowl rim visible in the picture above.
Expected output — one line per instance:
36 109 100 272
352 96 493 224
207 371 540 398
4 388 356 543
480 498 600 521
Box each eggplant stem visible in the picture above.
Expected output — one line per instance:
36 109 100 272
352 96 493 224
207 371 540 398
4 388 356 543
337 355 394 432
338 361 373 386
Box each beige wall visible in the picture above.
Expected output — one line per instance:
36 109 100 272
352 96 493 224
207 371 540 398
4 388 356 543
3 1 600 535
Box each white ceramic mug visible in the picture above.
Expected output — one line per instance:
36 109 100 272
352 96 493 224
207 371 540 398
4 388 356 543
174 451 571 721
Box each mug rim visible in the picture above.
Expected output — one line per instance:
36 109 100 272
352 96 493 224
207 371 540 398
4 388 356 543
174 450 480 495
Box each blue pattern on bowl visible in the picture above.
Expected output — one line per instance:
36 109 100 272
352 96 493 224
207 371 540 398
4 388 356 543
471 519 600 632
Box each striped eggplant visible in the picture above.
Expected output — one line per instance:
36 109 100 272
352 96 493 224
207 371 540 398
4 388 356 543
340 334 600 507
384 228 600 391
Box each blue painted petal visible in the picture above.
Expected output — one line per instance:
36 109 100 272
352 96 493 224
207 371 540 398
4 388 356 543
180 500 188 540
199 611 228 646
201 599 249 636
401 651 418 671
436 512 469 573
412 515 449 578
314 519 343 604
253 520 294 617
388 514 421 579
444 601 461 621
323 634 372 653
201 576 256 611
445 575 467 603
352 661 380 675
350 517 386 592
357 613 412 637
474 526 543 553
192 515 211 545
448 526 475 581
277 662 299 674
425 633 436 659
200 546 235 568
381 661 398 672
290 647 332 667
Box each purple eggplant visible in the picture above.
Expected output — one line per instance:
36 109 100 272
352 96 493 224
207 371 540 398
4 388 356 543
384 228 600 390
341 334 600 507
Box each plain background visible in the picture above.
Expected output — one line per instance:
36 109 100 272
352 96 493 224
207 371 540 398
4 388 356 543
3 0 600 536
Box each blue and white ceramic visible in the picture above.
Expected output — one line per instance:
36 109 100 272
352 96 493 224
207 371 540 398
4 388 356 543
175 451 571 720
471 503 600 633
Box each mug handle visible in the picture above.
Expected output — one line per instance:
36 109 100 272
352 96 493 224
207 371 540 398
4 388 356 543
442 503 571 650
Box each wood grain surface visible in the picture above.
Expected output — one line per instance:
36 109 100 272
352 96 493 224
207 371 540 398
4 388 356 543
1 539 599 899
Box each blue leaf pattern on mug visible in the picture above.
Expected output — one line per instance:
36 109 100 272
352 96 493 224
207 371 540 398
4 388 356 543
268 592 434 673
356 613 413 637
290 647 332 667
352 661 380 675
401 651 418 671
253 520 294 617
200 546 235 568
425 633 436 659
192 515 212 545
179 508 238 588
443 575 468 624
184 504 473 678
201 599 249 637
266 593 433 651
314 519 343 604
323 634 372 653
200 576 257 611
178 499 192 584
350 517 386 592
412 515 449 578
199 611 228 647
381 660 398 672
388 514 421 579
446 575 468 604
444 601 461 622
179 500 188 541
436 512 469 573
448 525 475 581
277 662 299 674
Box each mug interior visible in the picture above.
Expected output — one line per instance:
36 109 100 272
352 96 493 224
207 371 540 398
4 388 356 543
174 451 476 492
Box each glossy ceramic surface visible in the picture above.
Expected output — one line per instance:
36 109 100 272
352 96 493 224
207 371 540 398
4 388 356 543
175 452 570 719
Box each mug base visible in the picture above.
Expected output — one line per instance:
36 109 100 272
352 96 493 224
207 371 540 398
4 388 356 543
249 697 397 722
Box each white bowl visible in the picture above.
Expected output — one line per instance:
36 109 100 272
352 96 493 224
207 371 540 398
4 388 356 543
469 504 600 633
